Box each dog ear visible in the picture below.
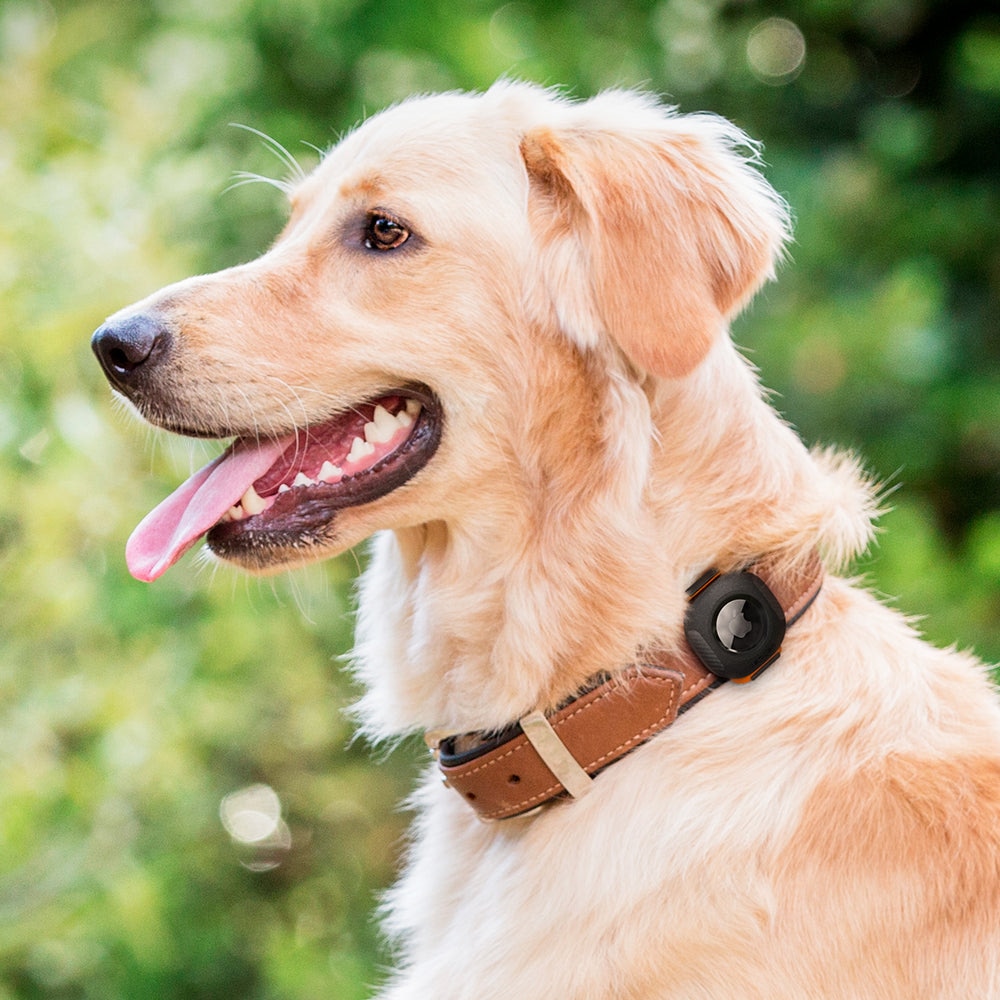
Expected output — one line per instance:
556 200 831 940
521 108 790 378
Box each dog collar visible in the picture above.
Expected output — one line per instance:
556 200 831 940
429 550 824 821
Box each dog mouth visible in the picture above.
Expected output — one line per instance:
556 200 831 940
125 387 441 582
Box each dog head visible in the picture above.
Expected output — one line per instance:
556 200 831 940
91 82 791 584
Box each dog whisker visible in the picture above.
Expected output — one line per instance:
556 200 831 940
228 123 309 185
224 171 295 197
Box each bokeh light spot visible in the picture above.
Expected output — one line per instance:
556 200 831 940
747 18 806 85
220 783 293 872
220 783 281 842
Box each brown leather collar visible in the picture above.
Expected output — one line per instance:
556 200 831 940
431 550 824 821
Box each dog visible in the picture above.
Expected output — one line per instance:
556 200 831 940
92 82 1000 999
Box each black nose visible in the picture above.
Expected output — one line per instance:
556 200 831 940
91 314 169 390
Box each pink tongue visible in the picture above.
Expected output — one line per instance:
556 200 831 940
126 436 292 582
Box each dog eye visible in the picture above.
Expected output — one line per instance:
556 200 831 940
365 214 409 251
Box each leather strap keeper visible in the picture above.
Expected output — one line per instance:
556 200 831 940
436 550 824 821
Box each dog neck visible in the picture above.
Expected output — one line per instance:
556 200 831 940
428 548 825 821
350 344 875 740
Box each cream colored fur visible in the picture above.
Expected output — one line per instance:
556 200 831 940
116 82 1000 998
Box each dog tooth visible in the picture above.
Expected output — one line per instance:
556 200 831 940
364 417 390 444
319 460 343 482
347 436 376 464
293 472 315 488
404 398 421 417
364 404 399 444
225 505 243 522
240 484 268 515
278 483 291 493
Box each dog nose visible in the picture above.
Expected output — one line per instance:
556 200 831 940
91 314 169 389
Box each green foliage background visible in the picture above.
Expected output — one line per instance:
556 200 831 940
1 0 997 996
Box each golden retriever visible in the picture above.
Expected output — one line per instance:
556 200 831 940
92 82 1000 998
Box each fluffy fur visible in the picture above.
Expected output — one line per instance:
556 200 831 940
106 82 1000 998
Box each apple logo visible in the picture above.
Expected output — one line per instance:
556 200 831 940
715 599 757 652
